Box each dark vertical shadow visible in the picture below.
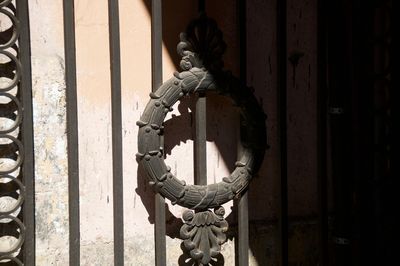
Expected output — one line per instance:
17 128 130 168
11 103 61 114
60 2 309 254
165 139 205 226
317 0 329 264
277 0 288 264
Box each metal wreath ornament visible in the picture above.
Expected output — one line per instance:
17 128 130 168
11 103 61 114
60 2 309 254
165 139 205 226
137 16 267 211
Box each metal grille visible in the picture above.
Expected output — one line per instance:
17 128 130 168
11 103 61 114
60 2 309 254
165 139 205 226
1 0 266 264
0 0 360 265
1 0 395 265
0 0 34 264
61 0 258 265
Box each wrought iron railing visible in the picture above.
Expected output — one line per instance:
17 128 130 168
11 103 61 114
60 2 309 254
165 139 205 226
0 0 34 264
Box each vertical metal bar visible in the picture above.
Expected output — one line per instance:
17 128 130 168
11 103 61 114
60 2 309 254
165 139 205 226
16 0 35 264
238 193 249 265
151 0 162 90
277 0 289 264
194 93 207 186
194 0 207 188
317 0 328 264
154 193 166 266
151 0 166 265
62 1 80 265
107 0 124 264
237 0 249 265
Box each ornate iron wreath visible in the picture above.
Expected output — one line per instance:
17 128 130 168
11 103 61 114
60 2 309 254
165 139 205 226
137 16 266 210
137 15 267 264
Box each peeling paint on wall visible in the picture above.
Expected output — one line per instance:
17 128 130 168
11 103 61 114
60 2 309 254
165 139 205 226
29 0 70 263
32 54 69 265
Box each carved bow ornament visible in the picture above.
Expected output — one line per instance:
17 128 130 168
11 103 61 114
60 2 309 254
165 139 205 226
137 15 267 264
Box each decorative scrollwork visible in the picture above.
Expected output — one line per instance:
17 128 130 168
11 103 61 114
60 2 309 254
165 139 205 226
180 206 228 265
137 15 267 210
0 1 25 263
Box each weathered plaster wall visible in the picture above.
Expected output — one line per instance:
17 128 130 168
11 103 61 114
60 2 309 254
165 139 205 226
29 1 69 264
27 0 319 265
74 1 115 263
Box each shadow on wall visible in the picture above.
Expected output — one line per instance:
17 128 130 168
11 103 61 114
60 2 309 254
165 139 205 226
136 0 275 265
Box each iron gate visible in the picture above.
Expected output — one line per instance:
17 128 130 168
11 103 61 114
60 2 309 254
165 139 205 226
6 0 273 265
1 0 273 264
62 0 268 265
2 0 393 265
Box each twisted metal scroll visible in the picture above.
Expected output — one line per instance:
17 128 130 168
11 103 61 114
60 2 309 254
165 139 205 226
137 15 267 264
0 0 25 264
